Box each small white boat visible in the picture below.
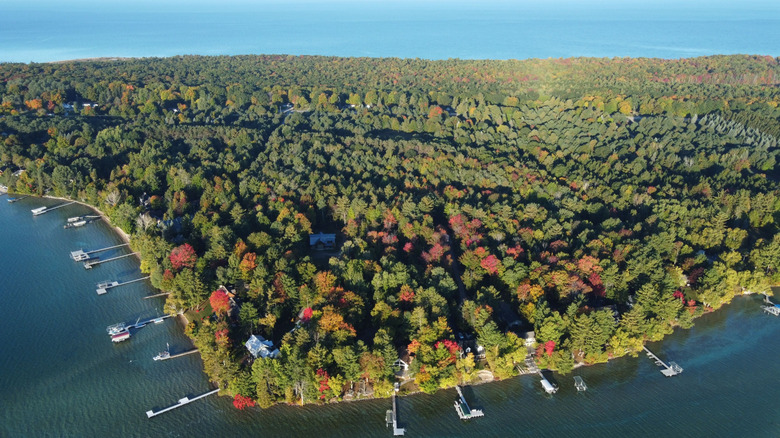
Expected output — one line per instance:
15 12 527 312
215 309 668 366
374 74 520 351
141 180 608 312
153 343 171 361
31 206 47 215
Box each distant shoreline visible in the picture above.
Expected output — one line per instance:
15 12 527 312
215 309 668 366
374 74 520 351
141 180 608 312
51 57 135 64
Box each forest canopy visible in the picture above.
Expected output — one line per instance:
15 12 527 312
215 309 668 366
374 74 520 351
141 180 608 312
1 54 778 406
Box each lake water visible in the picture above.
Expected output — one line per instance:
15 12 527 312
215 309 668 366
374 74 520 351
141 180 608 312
1 0 779 63
2 197 780 437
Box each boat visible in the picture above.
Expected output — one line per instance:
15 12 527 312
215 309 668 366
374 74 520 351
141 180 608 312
153 343 171 361
31 206 47 215
111 330 131 343
67 216 83 223
64 220 87 229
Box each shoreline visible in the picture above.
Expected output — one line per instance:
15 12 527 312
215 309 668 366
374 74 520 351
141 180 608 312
41 195 132 245
19 194 776 409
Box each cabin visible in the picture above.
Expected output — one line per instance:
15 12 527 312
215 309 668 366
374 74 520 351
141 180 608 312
309 232 336 250
523 331 536 347
245 335 280 359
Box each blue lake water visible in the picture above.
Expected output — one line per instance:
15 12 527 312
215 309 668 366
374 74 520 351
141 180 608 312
1 0 779 63
1 197 780 437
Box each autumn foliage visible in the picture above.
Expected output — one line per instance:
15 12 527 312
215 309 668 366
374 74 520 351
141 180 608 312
169 243 197 270
233 394 256 410
544 340 556 357
210 289 231 314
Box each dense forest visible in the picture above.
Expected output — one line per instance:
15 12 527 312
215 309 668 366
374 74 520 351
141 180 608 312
1 55 778 407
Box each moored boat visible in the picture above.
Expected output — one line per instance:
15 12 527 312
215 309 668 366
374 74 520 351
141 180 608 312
153 343 171 361
111 330 130 343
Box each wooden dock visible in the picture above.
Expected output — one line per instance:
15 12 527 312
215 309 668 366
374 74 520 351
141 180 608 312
762 294 780 316
31 201 75 216
385 383 405 435
85 252 138 269
762 305 780 316
96 276 150 295
643 346 683 377
146 388 220 418
454 386 484 420
70 243 129 261
106 314 172 340
143 292 171 300
7 195 31 203
159 349 199 361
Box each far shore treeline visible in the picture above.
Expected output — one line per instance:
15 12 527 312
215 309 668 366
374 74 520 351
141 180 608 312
0 55 778 408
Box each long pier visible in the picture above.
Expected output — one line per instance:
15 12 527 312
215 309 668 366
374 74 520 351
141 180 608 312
96 276 150 295
454 386 484 420
159 349 199 361
386 384 405 436
143 292 171 300
31 201 76 216
146 388 220 418
643 346 683 377
85 252 138 269
71 243 130 261
7 195 31 203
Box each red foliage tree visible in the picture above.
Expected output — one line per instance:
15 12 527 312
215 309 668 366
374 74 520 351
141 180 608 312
233 394 256 410
544 340 555 357
481 254 500 275
169 243 197 270
399 285 416 303
316 368 331 399
302 307 313 322
210 289 231 314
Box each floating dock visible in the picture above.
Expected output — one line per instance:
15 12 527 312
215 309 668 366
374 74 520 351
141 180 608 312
96 276 150 295
454 386 484 420
31 201 75 216
146 388 220 418
85 252 138 269
70 243 130 262
643 346 683 377
385 384 405 435
574 376 587 392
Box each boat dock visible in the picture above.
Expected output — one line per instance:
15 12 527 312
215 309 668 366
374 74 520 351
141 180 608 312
70 243 130 262
31 201 76 216
107 314 173 339
146 388 220 418
454 386 484 420
143 292 171 300
64 215 100 229
385 383 405 435
7 195 31 203
762 294 780 316
643 346 683 377
96 276 150 295
574 376 587 392
158 349 199 361
762 305 780 316
85 252 138 269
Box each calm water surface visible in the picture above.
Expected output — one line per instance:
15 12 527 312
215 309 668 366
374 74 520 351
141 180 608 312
1 1 779 62
1 197 779 437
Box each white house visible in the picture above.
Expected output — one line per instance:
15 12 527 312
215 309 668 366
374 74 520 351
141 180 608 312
245 335 280 359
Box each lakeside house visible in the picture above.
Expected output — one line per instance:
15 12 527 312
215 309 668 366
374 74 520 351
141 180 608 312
309 232 336 250
245 335 280 359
